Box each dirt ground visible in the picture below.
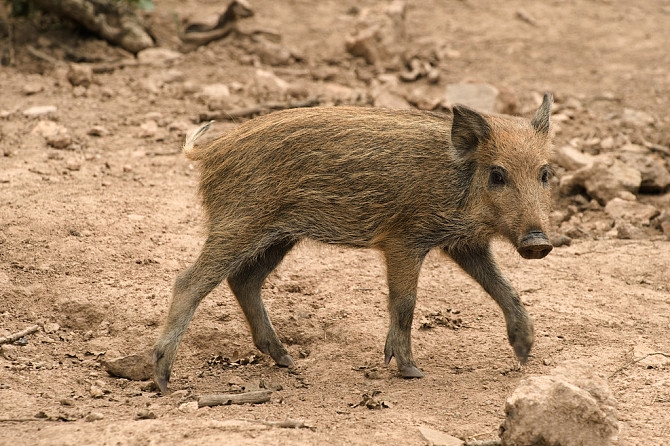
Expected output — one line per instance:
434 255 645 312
1 0 669 445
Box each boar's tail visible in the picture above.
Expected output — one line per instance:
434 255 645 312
182 120 214 160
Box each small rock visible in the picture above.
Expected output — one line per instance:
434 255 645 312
65 160 81 172
139 120 159 138
652 211 670 233
618 150 670 193
43 322 60 334
199 83 231 101
179 401 199 413
85 412 104 422
136 48 182 66
621 108 654 127
1 344 18 360
60 398 75 406
198 83 232 110
443 82 515 114
549 233 571 247
418 426 464 446
566 158 641 205
614 220 646 240
553 145 596 171
501 360 618 446
345 27 383 66
89 385 104 398
604 198 659 225
135 409 157 420
170 389 190 400
87 125 110 137
159 69 185 84
22 83 45 95
168 120 190 133
320 83 362 105
103 348 153 381
23 105 57 117
253 38 293 66
67 64 93 88
253 69 290 100
32 120 73 149
373 89 410 109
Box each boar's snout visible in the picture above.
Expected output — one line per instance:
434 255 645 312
517 231 553 259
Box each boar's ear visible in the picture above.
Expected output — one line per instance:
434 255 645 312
451 105 491 155
531 93 553 135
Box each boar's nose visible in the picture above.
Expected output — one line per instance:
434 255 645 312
517 231 553 259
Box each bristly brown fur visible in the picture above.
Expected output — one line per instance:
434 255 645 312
153 98 554 392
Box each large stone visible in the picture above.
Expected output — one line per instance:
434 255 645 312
565 158 641 204
604 197 659 225
618 149 670 193
500 360 618 446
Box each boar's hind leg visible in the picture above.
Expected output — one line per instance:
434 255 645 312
153 237 232 393
446 245 534 363
228 239 297 369
383 247 427 378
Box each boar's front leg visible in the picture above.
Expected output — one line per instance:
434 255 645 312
382 245 427 378
445 244 534 362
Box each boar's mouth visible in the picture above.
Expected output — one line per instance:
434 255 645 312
517 231 553 259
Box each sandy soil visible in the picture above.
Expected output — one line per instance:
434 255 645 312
1 1 669 445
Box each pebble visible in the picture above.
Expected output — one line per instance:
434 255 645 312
67 64 93 88
85 412 104 422
178 401 199 413
87 125 110 137
22 83 45 95
89 385 104 398
43 322 60 334
136 409 157 420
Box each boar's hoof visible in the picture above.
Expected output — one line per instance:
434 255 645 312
399 365 425 378
517 231 553 259
275 354 296 368
154 373 170 394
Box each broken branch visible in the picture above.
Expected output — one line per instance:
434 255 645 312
609 352 670 378
198 390 272 407
0 325 40 345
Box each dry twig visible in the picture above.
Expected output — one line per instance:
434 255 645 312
0 325 40 345
198 390 272 407
609 352 670 378
260 418 314 429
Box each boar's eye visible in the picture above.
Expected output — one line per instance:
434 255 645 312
488 166 508 189
540 165 554 187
